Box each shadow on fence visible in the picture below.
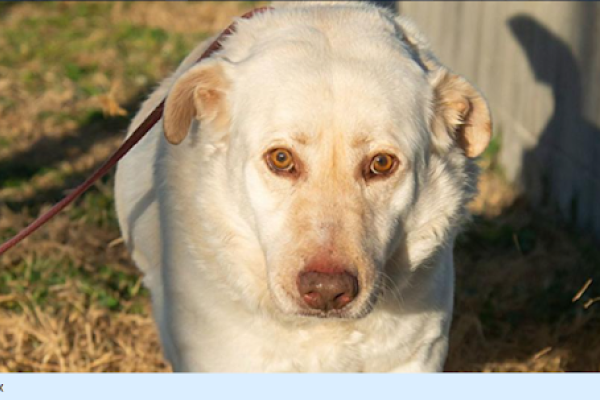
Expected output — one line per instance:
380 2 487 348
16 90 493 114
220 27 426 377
510 14 600 236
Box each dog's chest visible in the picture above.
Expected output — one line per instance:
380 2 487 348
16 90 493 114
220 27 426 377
264 321 425 372
193 308 430 372
257 326 370 372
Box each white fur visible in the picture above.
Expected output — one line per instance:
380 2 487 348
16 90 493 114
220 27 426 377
115 1 484 372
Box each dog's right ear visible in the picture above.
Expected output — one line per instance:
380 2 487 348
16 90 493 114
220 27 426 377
429 69 492 158
163 61 229 145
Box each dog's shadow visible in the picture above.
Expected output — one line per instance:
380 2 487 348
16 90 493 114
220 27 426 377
508 14 600 234
446 14 600 372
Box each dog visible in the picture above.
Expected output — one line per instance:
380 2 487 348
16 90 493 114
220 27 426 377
115 1 491 372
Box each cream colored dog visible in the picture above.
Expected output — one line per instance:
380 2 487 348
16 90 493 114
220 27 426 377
115 1 491 372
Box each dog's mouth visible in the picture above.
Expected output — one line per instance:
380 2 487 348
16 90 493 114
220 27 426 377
297 308 357 319
294 299 377 319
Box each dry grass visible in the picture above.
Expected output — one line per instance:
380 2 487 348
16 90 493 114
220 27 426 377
0 304 169 372
1 1 599 373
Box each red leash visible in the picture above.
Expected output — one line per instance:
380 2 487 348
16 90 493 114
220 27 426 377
0 7 271 257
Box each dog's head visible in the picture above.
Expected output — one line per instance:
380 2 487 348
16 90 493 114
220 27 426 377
162 4 491 319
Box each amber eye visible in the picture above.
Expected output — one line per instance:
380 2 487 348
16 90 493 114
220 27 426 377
369 153 396 175
268 148 295 172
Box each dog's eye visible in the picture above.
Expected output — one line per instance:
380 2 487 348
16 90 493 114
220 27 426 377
267 148 295 172
369 154 396 175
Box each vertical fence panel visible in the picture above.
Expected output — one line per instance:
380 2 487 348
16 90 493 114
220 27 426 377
397 1 600 238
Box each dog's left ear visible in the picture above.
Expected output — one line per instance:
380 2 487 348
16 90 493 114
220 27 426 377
163 60 229 145
429 69 492 158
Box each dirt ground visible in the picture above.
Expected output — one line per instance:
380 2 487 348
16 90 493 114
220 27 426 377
1 2 599 373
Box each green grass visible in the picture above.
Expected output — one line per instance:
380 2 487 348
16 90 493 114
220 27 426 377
0 97 16 113
0 2 210 314
68 185 119 230
483 130 502 161
0 2 208 123
480 129 504 176
0 254 148 314
0 165 41 188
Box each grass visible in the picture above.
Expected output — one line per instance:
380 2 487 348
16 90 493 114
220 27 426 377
1 1 599 373
0 1 263 372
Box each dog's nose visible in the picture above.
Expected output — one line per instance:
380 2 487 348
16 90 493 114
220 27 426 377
297 270 359 311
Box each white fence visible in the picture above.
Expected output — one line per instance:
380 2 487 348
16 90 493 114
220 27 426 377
396 1 600 237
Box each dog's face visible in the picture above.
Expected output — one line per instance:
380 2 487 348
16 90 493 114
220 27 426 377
226 40 433 318
163 7 491 319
